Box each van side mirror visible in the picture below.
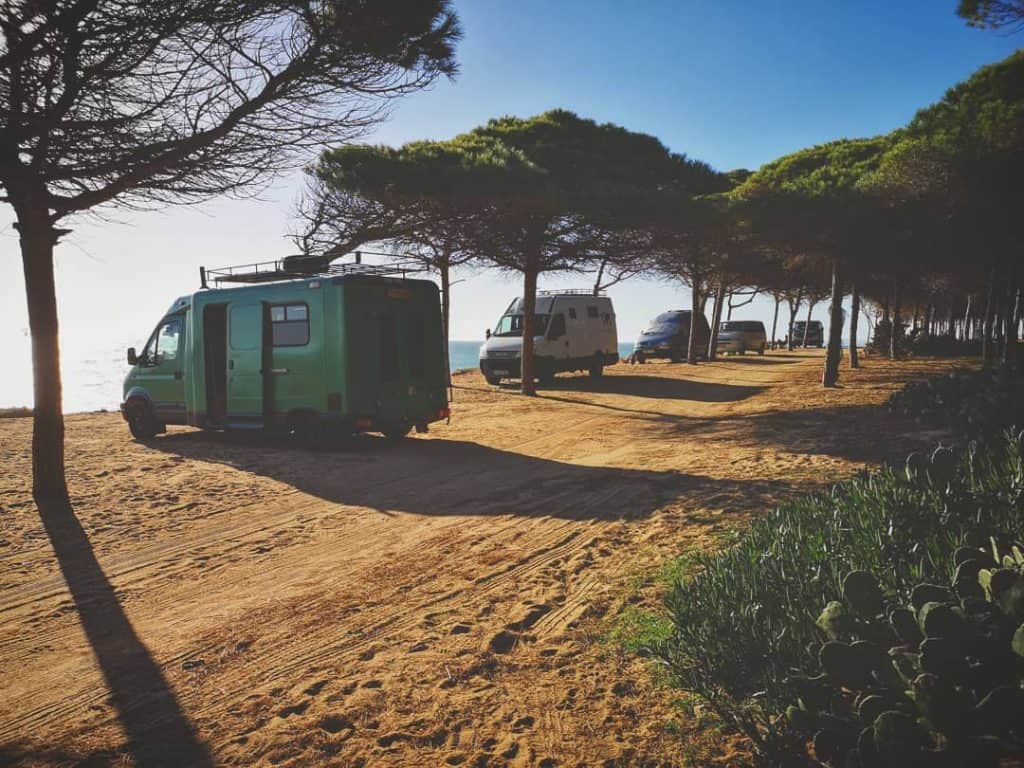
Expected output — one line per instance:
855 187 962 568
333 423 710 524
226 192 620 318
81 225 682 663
127 347 138 365
485 328 491 340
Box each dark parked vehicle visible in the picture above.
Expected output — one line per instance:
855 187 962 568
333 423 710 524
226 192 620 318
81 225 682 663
792 320 824 347
632 310 710 362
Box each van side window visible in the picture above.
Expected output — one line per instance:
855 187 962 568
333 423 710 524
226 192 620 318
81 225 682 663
270 303 309 346
586 305 599 319
568 307 577 320
379 314 399 381
548 313 567 340
409 316 426 376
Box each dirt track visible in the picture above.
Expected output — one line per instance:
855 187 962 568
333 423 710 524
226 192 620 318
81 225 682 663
0 352 957 767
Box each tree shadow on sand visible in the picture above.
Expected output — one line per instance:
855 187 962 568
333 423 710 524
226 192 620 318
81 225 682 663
148 433 790 522
490 373 767 402
705 404 945 465
28 497 212 768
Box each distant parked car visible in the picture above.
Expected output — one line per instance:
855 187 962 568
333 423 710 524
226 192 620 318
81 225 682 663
632 310 710 362
716 320 767 355
792 320 824 348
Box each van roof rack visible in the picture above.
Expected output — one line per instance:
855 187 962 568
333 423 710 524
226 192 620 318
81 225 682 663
200 255 420 287
537 289 605 297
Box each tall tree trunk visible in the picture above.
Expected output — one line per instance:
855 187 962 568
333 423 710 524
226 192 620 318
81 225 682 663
17 209 69 503
1002 264 1018 366
707 278 726 361
439 259 451 379
770 295 780 351
687 281 702 364
520 263 538 396
592 259 606 296
803 300 814 348
725 292 733 321
849 284 860 369
982 266 996 365
787 288 803 351
963 294 973 341
822 257 844 387
911 303 919 333
890 286 902 360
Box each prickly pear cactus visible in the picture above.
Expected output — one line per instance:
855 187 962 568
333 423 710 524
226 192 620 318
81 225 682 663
783 554 1024 767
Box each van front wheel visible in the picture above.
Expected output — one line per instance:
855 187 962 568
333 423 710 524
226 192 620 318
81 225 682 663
588 361 604 379
126 400 158 441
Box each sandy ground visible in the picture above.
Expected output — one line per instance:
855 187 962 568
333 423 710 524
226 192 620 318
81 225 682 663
0 351 962 767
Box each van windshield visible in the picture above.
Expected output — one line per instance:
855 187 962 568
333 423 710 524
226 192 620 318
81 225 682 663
645 312 687 332
493 313 550 337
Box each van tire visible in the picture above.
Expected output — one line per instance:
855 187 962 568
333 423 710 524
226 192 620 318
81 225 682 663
383 423 411 440
484 373 502 386
126 400 158 441
588 361 604 379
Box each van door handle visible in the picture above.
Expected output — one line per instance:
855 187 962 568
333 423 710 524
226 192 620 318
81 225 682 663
228 359 234 370
270 368 289 374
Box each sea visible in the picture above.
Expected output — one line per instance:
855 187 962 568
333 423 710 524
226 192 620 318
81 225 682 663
2 336 636 414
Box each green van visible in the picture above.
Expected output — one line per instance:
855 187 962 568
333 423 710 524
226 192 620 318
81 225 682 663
121 264 449 441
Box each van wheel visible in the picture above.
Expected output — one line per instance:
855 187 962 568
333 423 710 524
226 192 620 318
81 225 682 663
484 373 502 386
383 423 411 440
126 400 158 441
668 353 681 363
588 362 604 379
758 345 765 355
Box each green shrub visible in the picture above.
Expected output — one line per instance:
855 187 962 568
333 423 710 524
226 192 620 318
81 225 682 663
652 433 1024 763
887 367 1024 444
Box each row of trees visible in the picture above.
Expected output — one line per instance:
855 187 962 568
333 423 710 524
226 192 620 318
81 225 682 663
3 2 1021 503
295 50 1024 392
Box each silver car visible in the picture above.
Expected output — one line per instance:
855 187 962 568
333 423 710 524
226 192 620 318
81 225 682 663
716 320 767 355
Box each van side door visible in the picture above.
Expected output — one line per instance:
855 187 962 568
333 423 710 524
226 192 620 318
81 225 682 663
226 302 266 427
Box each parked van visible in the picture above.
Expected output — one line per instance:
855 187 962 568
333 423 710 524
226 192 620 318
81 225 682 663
792 320 824 347
632 310 710 362
478 291 618 384
121 261 449 441
716 320 767 355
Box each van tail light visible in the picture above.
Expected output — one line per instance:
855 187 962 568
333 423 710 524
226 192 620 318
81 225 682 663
354 417 373 431
437 407 450 421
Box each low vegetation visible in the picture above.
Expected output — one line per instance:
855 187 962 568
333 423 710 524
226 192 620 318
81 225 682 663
887 366 1024 444
629 429 1024 765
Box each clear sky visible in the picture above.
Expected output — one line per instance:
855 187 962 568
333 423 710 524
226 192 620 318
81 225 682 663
0 1 1020 409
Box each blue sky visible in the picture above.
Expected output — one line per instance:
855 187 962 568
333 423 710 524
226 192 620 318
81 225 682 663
0 1 1020 409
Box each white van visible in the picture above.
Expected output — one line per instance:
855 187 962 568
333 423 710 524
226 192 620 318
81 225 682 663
479 290 619 385
716 320 768 355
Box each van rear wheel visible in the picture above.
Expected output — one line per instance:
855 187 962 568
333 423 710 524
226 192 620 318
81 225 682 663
383 423 412 440
588 361 604 379
126 400 158 441
484 373 502 386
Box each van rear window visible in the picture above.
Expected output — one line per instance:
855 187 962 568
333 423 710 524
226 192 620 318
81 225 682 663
270 303 309 346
